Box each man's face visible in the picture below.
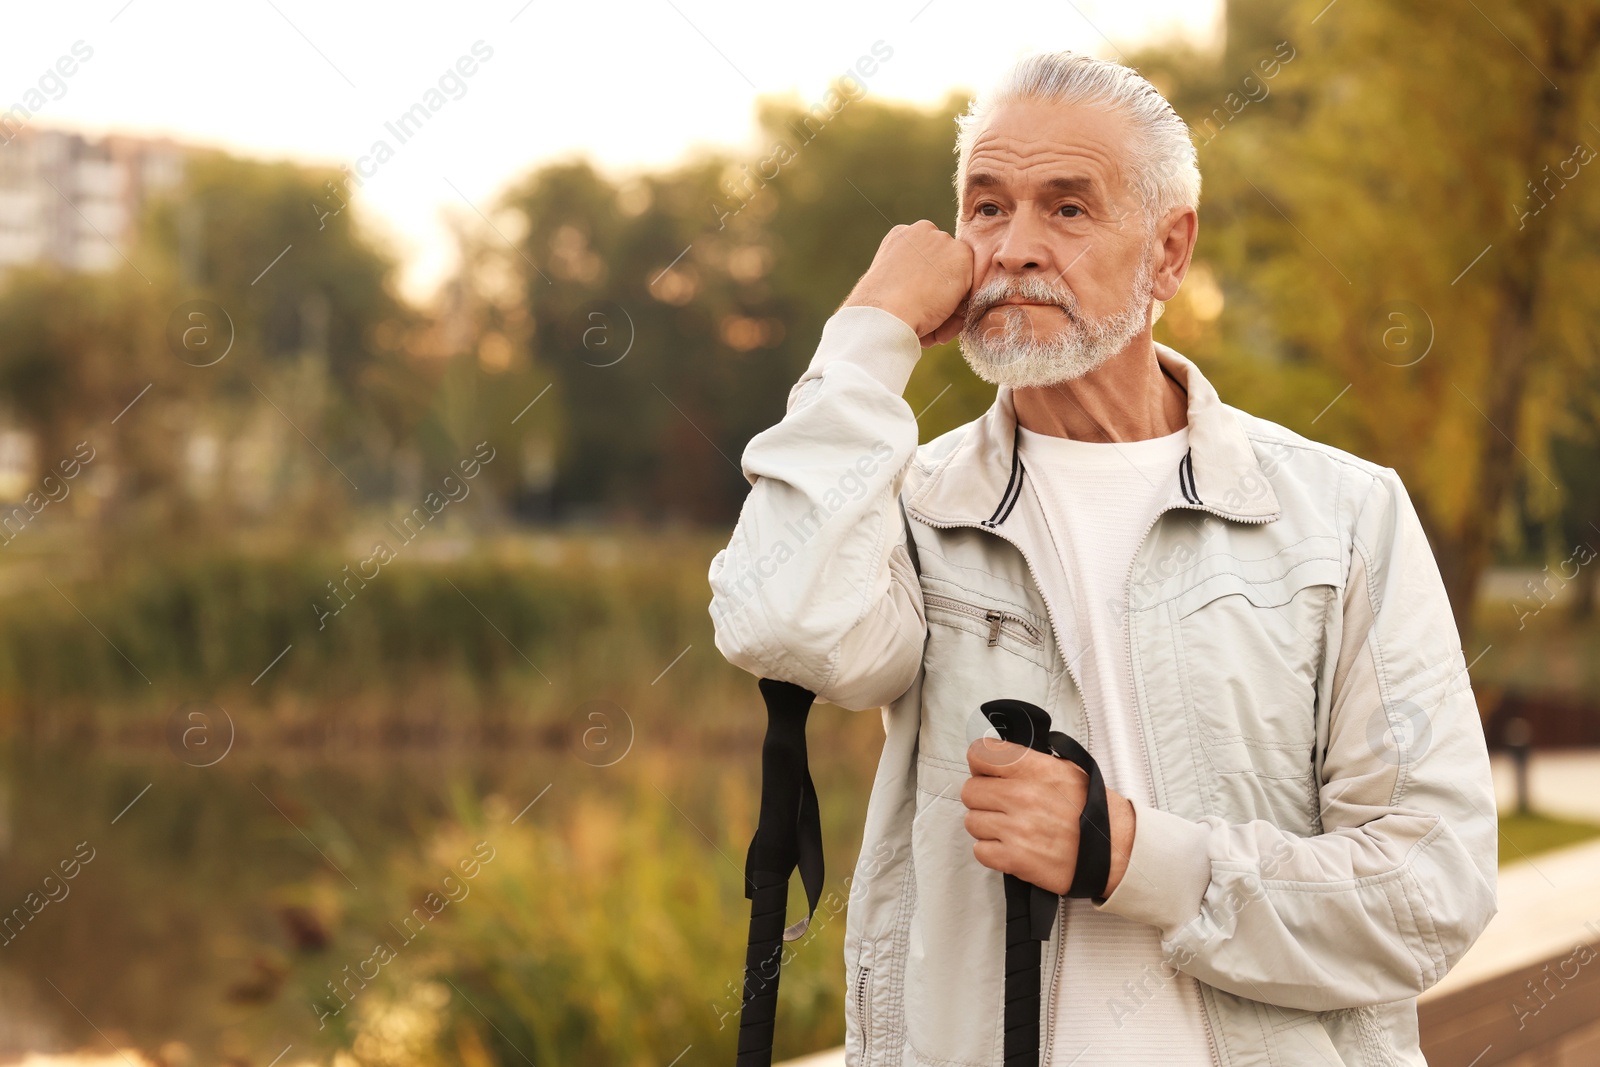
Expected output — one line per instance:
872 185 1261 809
955 100 1155 386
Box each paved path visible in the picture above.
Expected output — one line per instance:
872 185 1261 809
1423 835 1600 999
1491 747 1600 823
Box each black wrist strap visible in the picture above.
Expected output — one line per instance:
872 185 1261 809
736 678 824 1067
1046 731 1113 902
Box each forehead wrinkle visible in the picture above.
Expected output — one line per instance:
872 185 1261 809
961 104 1140 210
968 120 1118 159
963 150 1118 206
967 136 1118 186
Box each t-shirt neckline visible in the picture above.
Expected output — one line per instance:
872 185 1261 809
1016 423 1190 470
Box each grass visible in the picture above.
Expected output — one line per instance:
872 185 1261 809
1497 811 1600 864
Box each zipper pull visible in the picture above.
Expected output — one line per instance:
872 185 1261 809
985 610 1003 646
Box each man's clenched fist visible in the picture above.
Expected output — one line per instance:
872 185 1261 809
962 736 1136 898
840 220 973 347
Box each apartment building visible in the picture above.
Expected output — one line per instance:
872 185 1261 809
0 126 183 274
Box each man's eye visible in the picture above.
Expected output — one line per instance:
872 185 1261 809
1058 204 1084 218
977 203 1000 217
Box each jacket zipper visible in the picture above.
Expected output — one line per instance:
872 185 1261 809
1046 892 1068 1062
855 963 871 1059
1192 977 1221 1067
1122 500 1272 1067
922 591 1043 647
909 498 1089 1065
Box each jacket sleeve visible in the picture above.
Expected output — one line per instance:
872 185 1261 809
1098 465 1499 1011
708 306 929 711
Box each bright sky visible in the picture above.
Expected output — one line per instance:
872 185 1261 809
4 0 1221 303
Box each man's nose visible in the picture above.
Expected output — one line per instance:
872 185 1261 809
992 203 1055 275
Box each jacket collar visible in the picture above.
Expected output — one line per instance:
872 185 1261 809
904 343 1281 527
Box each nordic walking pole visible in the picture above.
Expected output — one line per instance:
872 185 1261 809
980 698 1114 1067
736 678 824 1067
980 698 1059 1067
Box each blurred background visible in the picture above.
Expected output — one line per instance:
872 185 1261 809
0 0 1598 1065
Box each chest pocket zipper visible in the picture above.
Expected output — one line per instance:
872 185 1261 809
923 591 1044 648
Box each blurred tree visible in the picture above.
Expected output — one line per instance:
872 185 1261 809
0 266 175 526
1138 0 1600 639
756 92 992 442
0 149 423 543
140 151 421 520
1551 381 1600 618
502 157 804 524
498 93 982 524
142 151 412 393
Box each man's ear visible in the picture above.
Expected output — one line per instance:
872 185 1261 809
1151 205 1199 303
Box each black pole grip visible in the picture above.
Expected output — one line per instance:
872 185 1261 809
735 873 789 1065
1001 873 1045 1067
981 697 1054 756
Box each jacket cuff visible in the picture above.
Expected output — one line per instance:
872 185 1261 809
1095 799 1212 935
797 306 921 398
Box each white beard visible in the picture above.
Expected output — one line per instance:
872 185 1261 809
959 258 1154 388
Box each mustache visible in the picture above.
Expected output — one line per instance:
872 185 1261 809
963 275 1079 331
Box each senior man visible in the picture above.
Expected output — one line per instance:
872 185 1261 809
709 51 1496 1065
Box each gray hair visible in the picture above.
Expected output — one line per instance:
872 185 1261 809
954 52 1201 231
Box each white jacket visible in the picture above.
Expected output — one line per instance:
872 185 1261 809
709 307 1498 1066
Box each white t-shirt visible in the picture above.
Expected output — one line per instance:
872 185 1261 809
1017 423 1214 1067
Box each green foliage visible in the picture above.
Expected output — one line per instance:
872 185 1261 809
1137 0 1600 631
500 156 793 523
497 92 994 525
0 533 729 737
295 761 869 1066
140 151 411 389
